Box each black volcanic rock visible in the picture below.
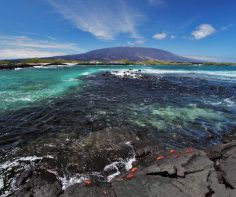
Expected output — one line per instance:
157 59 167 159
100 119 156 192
11 170 62 197
9 142 236 197
52 47 198 62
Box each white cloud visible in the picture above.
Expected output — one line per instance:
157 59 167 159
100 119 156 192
221 24 234 31
184 55 221 62
191 24 216 40
49 0 142 40
127 38 146 46
0 49 65 60
170 35 176 39
153 32 167 40
0 35 80 60
0 35 79 50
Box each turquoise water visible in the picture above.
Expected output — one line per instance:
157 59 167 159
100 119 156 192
1 64 236 112
0 66 104 112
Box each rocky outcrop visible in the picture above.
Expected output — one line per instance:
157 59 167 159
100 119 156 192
207 142 236 197
11 170 62 197
9 142 236 197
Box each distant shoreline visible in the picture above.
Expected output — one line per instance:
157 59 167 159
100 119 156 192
0 61 236 70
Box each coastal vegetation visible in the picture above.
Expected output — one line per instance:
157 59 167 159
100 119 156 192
0 60 15 66
202 62 236 66
1 58 236 70
0 58 70 69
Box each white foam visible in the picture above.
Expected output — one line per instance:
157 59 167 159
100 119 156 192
104 162 121 182
60 172 104 190
20 97 33 101
0 156 54 196
5 97 34 102
103 141 136 182
60 175 85 190
0 155 53 170
139 68 236 78
110 70 138 78
205 98 235 107
0 176 4 190
103 156 136 182
107 68 236 81
224 98 235 106
1 148 136 193
63 78 79 82
124 141 136 171
204 100 222 106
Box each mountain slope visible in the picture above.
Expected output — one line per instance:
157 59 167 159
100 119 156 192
52 47 199 62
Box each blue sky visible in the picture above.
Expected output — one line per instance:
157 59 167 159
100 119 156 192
0 0 235 61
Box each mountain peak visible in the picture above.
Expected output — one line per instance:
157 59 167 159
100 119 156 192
54 47 199 62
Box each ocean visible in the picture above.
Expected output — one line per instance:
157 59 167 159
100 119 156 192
0 64 236 195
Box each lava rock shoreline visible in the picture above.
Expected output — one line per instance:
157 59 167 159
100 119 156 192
9 139 236 197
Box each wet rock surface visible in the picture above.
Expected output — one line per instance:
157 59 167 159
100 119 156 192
9 141 236 197
11 170 62 197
